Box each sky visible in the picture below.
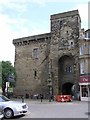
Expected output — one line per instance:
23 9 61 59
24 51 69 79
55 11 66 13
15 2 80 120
0 0 89 66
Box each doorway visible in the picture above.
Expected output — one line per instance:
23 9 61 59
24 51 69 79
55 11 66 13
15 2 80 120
58 55 74 95
62 82 73 95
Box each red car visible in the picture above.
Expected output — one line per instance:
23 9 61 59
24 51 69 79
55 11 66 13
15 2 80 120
55 95 72 102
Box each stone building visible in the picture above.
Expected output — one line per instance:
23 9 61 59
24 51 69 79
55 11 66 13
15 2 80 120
13 9 81 98
79 29 90 101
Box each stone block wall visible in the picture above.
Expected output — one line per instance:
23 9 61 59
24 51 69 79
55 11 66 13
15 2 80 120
50 10 81 95
13 10 81 97
13 33 51 97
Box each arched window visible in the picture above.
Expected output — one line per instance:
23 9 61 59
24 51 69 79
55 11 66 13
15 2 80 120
65 66 72 73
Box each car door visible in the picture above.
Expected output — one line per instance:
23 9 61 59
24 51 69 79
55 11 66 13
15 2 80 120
0 96 4 110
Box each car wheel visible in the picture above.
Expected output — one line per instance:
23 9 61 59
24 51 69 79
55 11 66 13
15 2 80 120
4 108 14 119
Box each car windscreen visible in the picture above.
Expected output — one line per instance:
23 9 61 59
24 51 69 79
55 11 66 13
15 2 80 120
0 95 10 102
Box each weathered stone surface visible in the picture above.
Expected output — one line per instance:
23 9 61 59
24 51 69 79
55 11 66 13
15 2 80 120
13 10 81 97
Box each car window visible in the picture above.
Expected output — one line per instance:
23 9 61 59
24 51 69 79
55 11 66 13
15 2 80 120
0 95 10 102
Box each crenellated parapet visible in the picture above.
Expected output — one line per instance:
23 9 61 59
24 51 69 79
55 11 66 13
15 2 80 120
13 33 51 46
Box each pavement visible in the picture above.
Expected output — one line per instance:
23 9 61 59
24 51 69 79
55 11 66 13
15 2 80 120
11 97 89 104
11 98 55 103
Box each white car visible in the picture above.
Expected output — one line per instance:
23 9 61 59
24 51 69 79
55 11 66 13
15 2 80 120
0 94 28 119
0 110 3 119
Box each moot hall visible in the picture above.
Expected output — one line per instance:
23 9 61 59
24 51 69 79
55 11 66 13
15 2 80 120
13 9 90 101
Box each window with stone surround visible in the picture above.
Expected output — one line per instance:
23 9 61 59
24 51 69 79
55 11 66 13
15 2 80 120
33 48 38 59
80 61 85 74
85 31 90 38
65 66 72 73
79 45 84 55
89 45 90 54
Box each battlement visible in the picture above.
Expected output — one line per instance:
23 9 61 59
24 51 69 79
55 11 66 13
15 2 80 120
13 33 51 46
51 9 80 20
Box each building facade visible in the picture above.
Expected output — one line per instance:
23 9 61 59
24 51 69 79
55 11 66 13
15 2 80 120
79 29 90 101
13 10 82 98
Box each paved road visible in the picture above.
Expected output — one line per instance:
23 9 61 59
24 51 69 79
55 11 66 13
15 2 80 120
8 99 89 119
26 102 88 118
18 99 89 118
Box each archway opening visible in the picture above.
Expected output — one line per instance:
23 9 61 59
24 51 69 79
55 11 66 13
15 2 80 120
62 82 73 95
58 55 74 95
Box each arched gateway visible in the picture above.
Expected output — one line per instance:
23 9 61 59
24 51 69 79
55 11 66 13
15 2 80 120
58 55 74 95
62 82 73 95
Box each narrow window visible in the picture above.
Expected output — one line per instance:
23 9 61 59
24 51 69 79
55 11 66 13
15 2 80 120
80 61 85 74
71 42 74 47
66 31 69 35
69 66 72 72
60 21 63 29
89 45 90 54
34 70 37 77
71 42 73 45
80 45 84 55
33 48 38 59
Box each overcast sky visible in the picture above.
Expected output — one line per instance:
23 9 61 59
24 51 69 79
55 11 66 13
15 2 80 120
0 0 89 65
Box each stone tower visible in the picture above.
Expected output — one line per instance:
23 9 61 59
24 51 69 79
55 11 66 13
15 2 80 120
13 10 81 97
50 10 81 95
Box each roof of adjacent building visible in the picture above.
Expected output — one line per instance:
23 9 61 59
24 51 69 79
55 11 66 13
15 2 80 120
85 29 90 32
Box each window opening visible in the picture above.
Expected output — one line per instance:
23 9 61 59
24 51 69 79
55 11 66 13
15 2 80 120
33 48 38 59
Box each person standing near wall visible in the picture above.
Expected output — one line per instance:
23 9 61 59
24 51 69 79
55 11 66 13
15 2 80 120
40 94 43 102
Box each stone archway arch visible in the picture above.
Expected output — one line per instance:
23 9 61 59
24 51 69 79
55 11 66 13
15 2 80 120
58 55 75 95
62 82 74 95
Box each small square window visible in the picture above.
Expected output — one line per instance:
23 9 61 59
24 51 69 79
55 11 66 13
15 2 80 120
71 42 73 45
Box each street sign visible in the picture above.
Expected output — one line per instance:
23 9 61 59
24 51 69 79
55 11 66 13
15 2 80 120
7 73 15 83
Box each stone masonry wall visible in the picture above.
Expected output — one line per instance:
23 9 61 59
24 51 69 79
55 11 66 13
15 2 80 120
13 34 51 97
13 10 81 97
50 10 81 95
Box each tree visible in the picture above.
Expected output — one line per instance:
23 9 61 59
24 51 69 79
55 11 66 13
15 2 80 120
2 61 16 94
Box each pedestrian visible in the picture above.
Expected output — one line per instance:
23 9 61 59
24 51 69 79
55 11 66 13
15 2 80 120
21 95 24 103
40 94 43 102
49 95 52 102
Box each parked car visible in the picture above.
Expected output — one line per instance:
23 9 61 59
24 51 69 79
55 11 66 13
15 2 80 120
0 94 28 119
55 95 72 102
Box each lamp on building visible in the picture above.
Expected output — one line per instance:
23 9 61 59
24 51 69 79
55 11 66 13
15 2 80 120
74 63 76 71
